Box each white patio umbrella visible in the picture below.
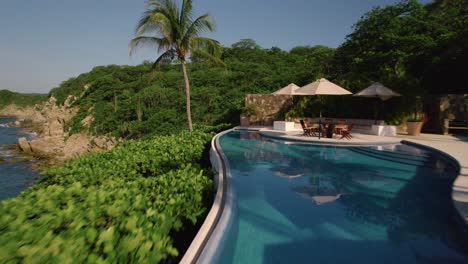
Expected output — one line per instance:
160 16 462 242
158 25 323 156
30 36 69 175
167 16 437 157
295 78 352 118
272 83 301 95
354 83 401 124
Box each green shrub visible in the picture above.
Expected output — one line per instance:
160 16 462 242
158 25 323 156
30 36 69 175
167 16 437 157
0 131 213 263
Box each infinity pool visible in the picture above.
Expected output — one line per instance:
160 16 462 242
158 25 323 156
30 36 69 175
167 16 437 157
210 131 468 263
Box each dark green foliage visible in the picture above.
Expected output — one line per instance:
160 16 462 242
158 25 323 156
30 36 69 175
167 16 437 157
48 0 465 136
0 90 46 109
332 0 467 95
0 131 213 263
49 44 336 138
231 38 261 49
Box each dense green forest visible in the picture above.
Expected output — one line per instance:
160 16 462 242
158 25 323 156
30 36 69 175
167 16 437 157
47 0 466 138
0 90 46 109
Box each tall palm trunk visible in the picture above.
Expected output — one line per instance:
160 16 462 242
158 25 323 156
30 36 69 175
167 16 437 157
181 60 193 132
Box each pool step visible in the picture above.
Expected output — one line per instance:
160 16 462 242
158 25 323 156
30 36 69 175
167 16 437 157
349 147 433 168
352 147 429 162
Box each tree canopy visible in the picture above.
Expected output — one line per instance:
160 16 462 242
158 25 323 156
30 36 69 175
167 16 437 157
129 0 223 131
45 0 466 138
332 0 467 94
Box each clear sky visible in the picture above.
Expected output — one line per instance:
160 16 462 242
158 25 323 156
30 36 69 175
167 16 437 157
0 0 430 93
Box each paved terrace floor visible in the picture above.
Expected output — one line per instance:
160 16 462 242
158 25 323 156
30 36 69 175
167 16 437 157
237 126 468 224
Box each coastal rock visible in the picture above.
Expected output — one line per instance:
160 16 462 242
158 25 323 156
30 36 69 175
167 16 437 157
46 119 64 137
18 137 32 153
81 114 94 128
64 95 77 108
6 95 116 162
92 136 116 150
62 134 92 160
28 137 65 157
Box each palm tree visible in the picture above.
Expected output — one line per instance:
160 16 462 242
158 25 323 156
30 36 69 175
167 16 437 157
129 0 222 132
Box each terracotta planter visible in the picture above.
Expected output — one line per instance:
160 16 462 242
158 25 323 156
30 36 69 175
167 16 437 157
240 116 250 127
406 121 423 136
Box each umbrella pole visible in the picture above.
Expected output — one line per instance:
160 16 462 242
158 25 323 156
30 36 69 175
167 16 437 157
319 95 323 118
319 96 323 139
374 97 378 125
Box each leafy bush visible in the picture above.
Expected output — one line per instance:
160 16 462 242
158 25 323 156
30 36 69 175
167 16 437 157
0 131 213 263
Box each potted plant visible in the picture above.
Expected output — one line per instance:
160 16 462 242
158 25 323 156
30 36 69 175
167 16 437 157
406 97 424 136
240 104 257 127
406 116 423 136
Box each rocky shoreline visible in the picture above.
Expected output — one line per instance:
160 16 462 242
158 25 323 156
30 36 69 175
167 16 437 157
0 96 118 165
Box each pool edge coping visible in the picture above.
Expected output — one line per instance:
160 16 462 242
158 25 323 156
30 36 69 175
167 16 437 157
180 129 233 264
182 129 468 263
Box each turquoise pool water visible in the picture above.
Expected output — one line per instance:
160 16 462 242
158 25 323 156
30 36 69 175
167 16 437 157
214 131 468 263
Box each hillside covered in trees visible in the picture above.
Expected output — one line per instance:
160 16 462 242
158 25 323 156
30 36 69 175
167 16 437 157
46 0 466 138
0 90 46 109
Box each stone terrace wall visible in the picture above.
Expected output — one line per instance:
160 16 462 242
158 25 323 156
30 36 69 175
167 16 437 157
423 94 467 134
245 94 293 126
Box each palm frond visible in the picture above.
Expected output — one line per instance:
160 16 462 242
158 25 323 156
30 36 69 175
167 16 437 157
151 0 182 41
191 49 226 67
181 14 214 47
129 36 170 56
132 0 220 66
138 1 181 44
190 37 222 55
152 49 177 69
189 37 224 66
179 0 193 29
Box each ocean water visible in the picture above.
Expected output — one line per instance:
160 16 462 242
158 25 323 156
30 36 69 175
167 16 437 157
0 117 41 200
214 131 468 264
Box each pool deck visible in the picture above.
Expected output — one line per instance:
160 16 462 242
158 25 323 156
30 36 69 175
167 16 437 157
237 126 468 224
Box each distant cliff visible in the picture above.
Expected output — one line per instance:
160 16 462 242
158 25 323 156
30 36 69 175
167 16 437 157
0 89 46 109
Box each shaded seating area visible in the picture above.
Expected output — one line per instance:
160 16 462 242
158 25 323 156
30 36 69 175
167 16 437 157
300 119 354 139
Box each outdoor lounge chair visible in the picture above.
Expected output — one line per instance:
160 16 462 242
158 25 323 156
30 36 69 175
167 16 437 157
300 120 315 137
340 123 354 140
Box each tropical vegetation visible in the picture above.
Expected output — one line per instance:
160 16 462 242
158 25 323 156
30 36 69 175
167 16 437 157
129 0 223 132
0 130 216 263
47 0 465 138
0 90 46 109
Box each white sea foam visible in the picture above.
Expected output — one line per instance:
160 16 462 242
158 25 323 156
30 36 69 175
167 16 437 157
0 148 13 157
0 123 9 128
24 131 38 140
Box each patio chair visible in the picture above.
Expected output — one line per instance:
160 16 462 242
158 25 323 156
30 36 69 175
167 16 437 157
337 119 346 126
300 120 315 137
334 120 347 135
324 119 333 125
340 123 354 140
